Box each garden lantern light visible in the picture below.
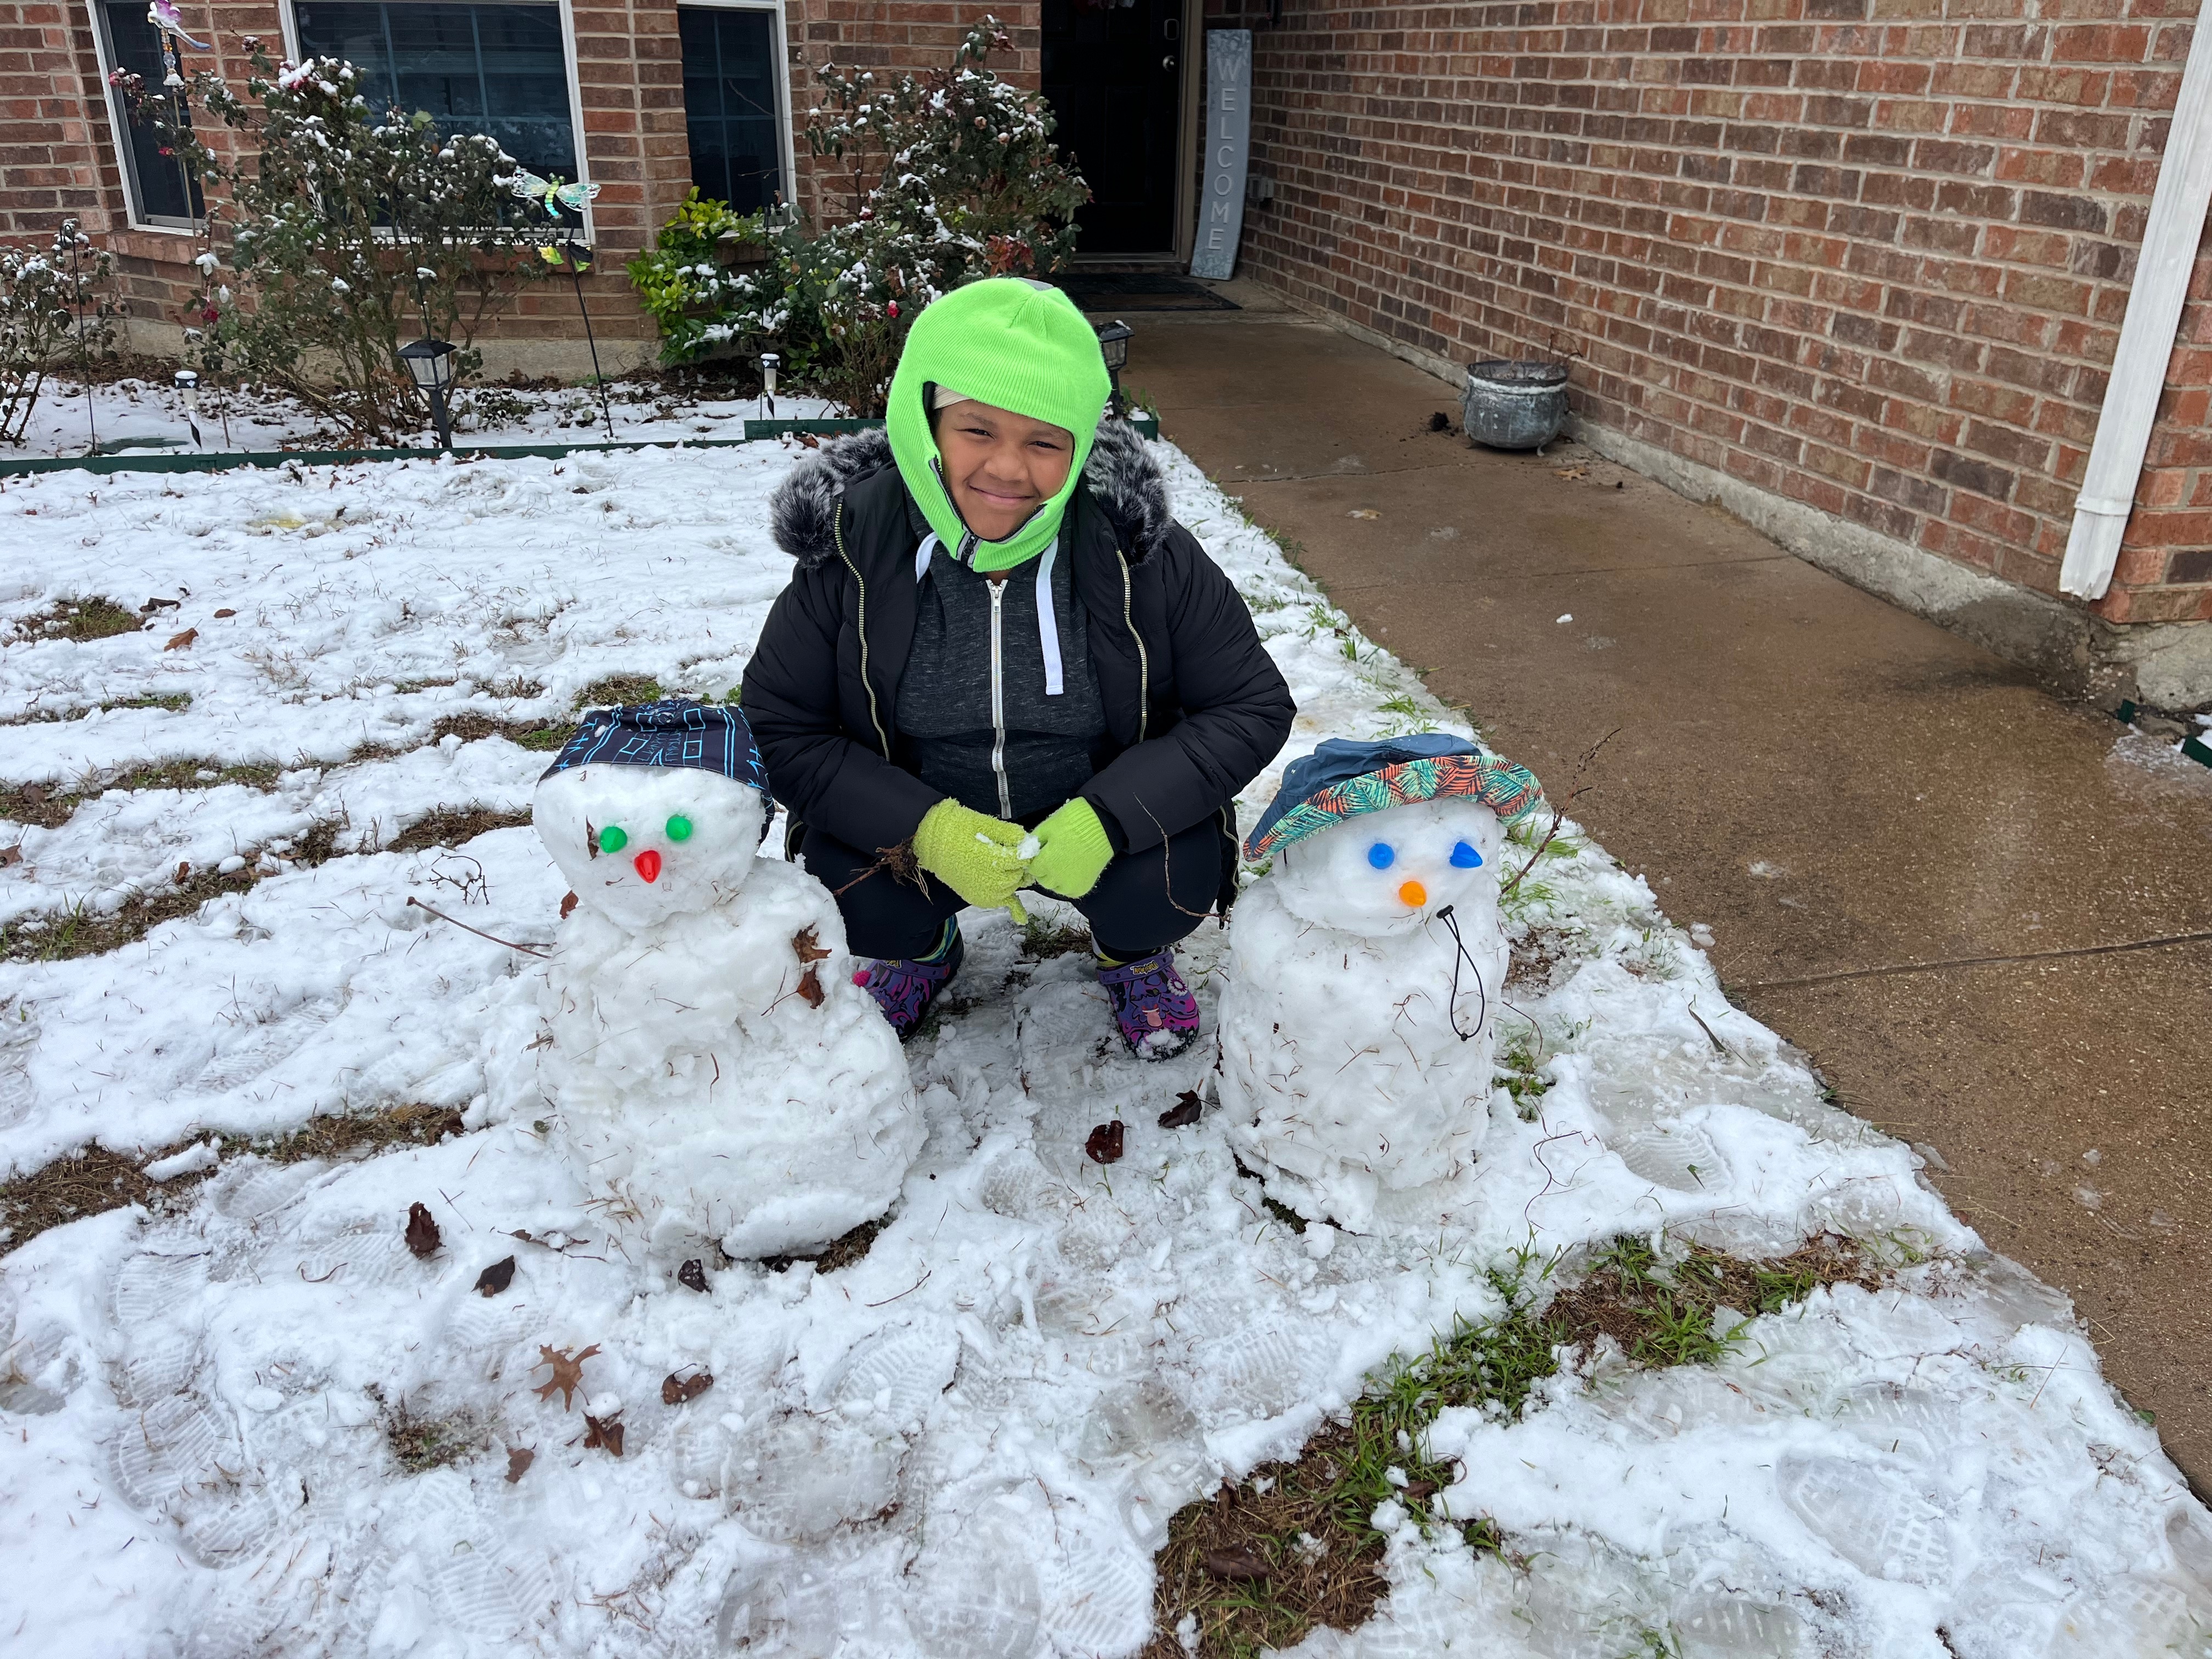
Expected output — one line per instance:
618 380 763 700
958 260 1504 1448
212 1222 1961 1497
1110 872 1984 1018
1094 319 1132 417
760 351 780 419
174 368 201 448
399 336 457 450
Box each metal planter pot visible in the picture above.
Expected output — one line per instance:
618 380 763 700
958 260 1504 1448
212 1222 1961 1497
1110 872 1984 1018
1461 359 1571 451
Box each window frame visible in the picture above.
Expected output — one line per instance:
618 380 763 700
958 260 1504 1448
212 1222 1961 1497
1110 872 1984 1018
85 0 204 233
278 0 597 242
674 0 796 218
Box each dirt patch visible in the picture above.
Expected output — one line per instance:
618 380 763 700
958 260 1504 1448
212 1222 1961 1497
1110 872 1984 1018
0 692 191 728
1145 1232 1882 1656
8 596 145 645
1 818 342 962
1 759 282 830
761 1211 889 1276
0 1100 465 1258
386 805 534 854
380 1395 492 1474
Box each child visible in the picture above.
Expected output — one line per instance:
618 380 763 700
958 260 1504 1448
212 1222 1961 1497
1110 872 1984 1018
742 278 1295 1058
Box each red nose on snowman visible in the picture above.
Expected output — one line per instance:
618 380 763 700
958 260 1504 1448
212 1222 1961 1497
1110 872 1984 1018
634 849 662 883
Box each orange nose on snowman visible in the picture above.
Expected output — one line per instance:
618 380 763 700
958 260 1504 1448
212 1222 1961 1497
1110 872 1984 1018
634 849 662 883
1398 879 1426 907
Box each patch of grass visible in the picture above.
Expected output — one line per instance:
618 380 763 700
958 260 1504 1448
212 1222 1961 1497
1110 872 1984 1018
9 596 144 644
386 805 534 854
1146 1232 1881 1655
1 759 281 830
428 710 576 752
575 674 663 712
1373 692 1440 737
379 1394 489 1474
0 1101 465 1258
0 818 341 961
1495 1037 1551 1121
1018 916 1093 961
0 691 193 727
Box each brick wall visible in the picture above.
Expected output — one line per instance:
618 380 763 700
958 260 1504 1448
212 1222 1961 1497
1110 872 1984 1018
1217 0 2212 627
0 1 112 234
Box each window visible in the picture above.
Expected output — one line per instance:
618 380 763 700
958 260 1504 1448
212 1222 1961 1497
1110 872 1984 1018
291 2 580 186
679 5 784 213
93 0 206 226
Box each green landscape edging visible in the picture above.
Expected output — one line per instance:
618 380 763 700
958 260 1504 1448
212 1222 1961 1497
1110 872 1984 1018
0 411 1160 481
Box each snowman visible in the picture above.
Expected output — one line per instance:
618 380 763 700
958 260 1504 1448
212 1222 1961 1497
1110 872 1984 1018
1219 736 1545 1233
529 701 923 1260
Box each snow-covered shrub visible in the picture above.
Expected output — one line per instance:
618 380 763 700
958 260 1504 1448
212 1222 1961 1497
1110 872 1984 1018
627 18 1087 414
118 40 549 444
0 221 121 445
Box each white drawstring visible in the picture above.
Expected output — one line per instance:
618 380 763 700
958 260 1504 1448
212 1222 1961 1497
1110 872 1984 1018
914 532 1065 696
1036 535 1064 696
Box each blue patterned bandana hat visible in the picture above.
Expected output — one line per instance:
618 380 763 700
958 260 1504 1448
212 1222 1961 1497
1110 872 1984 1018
1246 735 1544 862
540 699 770 794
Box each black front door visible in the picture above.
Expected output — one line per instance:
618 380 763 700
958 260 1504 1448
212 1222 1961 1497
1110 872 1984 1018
1041 0 1184 256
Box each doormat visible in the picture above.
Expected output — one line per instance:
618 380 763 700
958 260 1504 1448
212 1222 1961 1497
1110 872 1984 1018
1053 273 1241 312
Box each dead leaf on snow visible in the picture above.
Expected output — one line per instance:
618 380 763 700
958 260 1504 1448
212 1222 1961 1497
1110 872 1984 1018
165 627 197 651
1159 1091 1203 1129
404 1201 441 1259
473 1255 516 1296
796 965 825 1008
505 1446 535 1483
792 925 830 964
532 1344 601 1411
559 890 578 919
172 860 189 883
212 607 236 619
0 846 20 868
583 1413 624 1457
677 1259 710 1294
1085 1120 1125 1165
661 1369 714 1406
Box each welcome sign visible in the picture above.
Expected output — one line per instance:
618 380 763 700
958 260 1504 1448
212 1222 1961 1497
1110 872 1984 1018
1190 29 1253 281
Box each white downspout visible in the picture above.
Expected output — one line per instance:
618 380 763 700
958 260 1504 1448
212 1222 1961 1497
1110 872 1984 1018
2060 3 2212 601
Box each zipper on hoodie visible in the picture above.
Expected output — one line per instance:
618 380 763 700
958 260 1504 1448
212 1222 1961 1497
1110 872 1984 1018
1118 549 1148 742
987 574 1012 817
833 501 891 758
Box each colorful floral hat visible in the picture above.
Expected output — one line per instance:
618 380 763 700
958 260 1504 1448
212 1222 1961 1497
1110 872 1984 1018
1244 735 1544 863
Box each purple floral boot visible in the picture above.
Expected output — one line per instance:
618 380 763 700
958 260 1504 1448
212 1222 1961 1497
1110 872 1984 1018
853 924 963 1040
1097 949 1200 1060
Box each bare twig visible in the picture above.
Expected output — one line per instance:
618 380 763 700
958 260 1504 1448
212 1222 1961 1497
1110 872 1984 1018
405 896 549 956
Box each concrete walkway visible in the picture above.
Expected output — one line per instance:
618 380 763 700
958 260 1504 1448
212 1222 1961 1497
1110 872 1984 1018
1121 291 2212 1489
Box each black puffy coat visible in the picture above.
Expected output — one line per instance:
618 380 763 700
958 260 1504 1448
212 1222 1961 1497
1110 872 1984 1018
741 422 1296 871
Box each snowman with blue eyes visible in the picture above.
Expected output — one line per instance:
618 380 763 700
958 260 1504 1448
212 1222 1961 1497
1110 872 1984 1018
1220 736 1545 1233
529 702 923 1261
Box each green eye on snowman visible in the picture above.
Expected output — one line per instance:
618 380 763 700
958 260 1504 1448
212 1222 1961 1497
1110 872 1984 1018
598 823 628 854
665 815 692 841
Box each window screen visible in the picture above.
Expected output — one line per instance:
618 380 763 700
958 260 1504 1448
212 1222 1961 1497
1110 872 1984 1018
679 7 782 213
98 0 206 224
292 2 579 184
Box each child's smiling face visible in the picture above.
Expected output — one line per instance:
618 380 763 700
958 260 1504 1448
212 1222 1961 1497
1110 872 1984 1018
934 398 1076 543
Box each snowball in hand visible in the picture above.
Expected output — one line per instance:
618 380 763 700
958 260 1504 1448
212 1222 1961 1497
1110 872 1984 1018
514 763 923 1260
1218 795 1509 1233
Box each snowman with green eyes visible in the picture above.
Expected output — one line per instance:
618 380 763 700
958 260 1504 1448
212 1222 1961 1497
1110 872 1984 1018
529 701 923 1261
1221 737 1546 1233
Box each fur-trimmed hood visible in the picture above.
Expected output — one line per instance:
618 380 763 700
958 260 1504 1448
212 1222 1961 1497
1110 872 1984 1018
769 419 1174 570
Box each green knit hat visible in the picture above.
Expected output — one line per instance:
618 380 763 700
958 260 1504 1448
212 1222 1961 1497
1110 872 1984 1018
886 278 1113 573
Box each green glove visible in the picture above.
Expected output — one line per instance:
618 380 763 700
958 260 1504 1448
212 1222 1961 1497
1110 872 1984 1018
1028 798 1114 899
912 799 1029 912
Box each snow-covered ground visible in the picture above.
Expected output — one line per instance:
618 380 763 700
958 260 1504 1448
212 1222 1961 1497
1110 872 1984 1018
2 437 2208 1658
10 375 835 458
